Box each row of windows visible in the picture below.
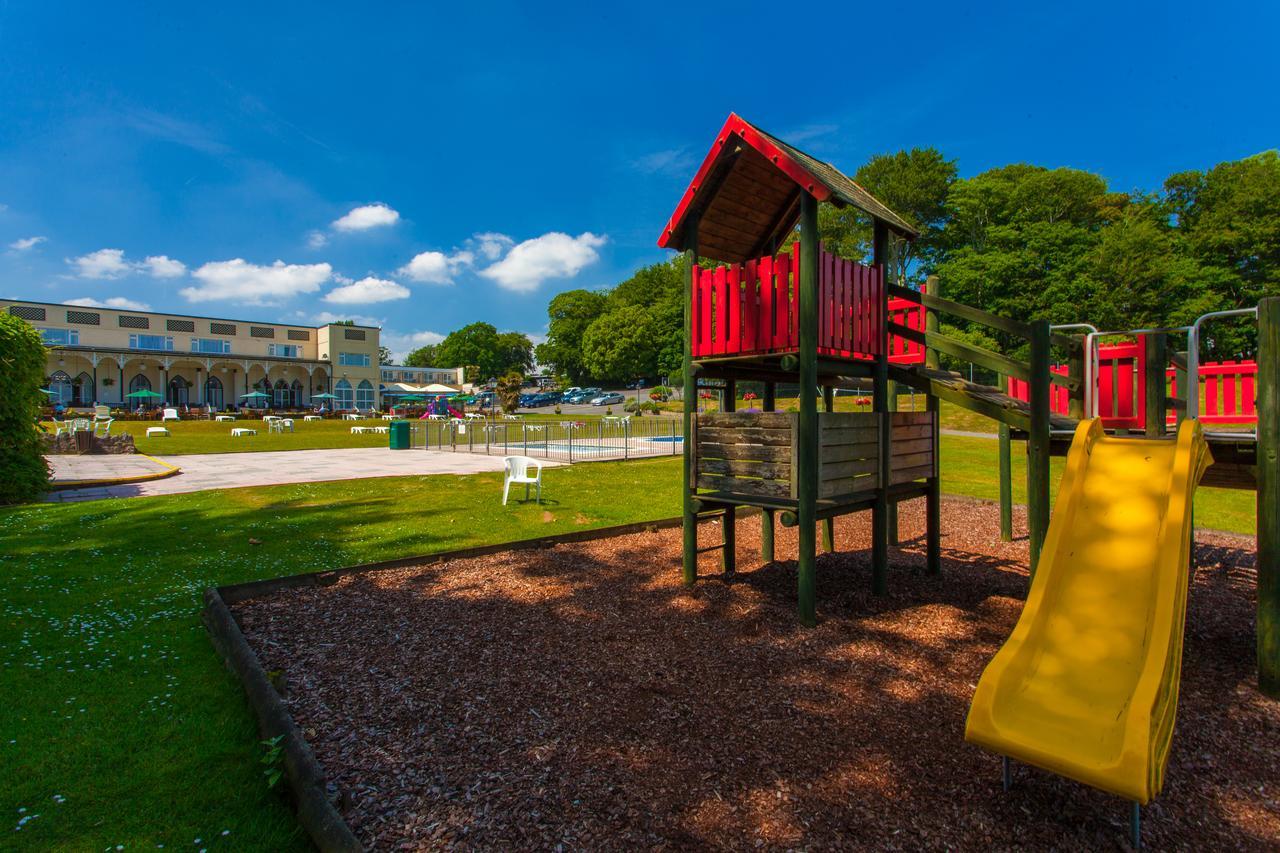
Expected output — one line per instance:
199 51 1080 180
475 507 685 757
53 370 378 410
38 328 374 366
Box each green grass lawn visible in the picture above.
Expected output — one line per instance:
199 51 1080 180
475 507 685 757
1 458 685 849
3 437 1255 848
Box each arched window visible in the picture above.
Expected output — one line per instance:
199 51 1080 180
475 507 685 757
290 380 303 409
48 370 72 406
168 375 191 406
128 374 152 408
355 379 375 411
74 371 93 405
204 376 224 410
335 378 353 410
274 378 290 409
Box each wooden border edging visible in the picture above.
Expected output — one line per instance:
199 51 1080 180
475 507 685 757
202 586 362 852
202 513 712 851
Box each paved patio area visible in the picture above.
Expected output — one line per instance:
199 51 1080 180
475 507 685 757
47 453 175 486
45 448 538 502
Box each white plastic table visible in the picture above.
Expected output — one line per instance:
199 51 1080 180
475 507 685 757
303 415 322 422
342 413 361 421
381 414 396 420
351 425 389 435
215 415 236 422
270 419 294 433
231 428 256 437
145 427 170 438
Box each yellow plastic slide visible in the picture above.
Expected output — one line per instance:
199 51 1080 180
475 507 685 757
966 418 1211 804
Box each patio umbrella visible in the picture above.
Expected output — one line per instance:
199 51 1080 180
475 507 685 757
126 389 163 399
239 391 270 399
311 393 337 400
38 388 54 395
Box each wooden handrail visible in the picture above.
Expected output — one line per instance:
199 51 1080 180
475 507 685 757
888 321 1031 382
886 282 1035 340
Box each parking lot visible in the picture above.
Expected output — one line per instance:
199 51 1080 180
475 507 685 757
514 386 659 415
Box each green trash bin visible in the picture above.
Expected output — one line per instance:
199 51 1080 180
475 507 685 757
389 419 411 450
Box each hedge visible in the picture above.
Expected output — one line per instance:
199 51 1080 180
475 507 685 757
0 313 50 503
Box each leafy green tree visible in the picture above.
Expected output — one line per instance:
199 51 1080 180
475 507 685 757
581 305 659 383
377 346 393 365
1166 150 1280 308
403 344 438 367
535 289 608 383
815 147 957 285
435 322 532 379
0 314 49 503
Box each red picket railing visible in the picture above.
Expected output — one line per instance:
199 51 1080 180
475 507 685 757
690 243 926 364
1007 336 1258 427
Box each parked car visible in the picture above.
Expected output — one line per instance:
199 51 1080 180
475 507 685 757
566 387 601 404
591 392 625 406
626 379 649 390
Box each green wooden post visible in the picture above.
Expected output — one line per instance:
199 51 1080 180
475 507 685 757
998 418 1013 542
722 378 736 576
1144 333 1167 438
761 381 776 562
923 274 942 574
797 193 821 625
871 221 891 595
681 219 700 586
1173 351 1189 427
886 378 900 545
822 385 836 553
1027 319 1052 576
1067 337 1085 421
1257 298 1280 697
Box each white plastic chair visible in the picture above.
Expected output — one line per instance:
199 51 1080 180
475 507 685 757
162 408 180 422
502 455 543 505
93 418 113 437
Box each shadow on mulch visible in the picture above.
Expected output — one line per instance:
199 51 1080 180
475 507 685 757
234 497 1277 851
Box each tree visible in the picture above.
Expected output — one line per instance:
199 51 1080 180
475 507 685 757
494 331 534 377
814 147 957 285
0 314 49 503
535 289 608 383
581 305 659 383
378 346 393 365
403 344 438 367
434 322 533 379
496 371 523 413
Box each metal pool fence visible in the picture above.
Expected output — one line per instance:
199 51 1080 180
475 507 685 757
406 416 685 462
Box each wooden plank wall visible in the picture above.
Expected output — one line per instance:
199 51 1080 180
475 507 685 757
889 411 938 485
817 412 880 498
694 411 794 499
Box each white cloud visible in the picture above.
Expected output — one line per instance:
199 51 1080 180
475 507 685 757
68 248 133 279
479 232 607 292
470 232 514 261
631 148 696 176
323 276 410 304
144 255 186 278
307 230 328 249
381 329 446 363
181 259 332 304
397 249 473 285
331 203 400 232
9 235 46 251
65 296 152 311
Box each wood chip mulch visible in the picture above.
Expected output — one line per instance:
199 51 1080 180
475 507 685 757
234 498 1278 851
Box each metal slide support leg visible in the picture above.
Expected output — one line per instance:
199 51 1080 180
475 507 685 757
1131 802 1141 850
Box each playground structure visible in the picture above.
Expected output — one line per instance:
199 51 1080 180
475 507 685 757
661 113 1279 844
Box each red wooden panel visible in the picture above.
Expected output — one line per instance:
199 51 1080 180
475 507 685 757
1098 360 1115 418
759 254 774 352
1223 361 1237 417
699 267 713 357
726 265 742 355
1206 374 1219 417
1243 366 1257 417
840 258 852 353
783 240 793 348
743 258 758 355
773 252 789 349
822 247 835 350
711 266 725 356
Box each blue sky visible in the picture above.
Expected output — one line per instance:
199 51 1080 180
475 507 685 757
1 1 1276 359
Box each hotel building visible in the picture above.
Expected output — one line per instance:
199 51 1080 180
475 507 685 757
3 299 383 410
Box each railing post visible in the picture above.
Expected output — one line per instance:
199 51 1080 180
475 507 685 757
721 379 736 575
1257 297 1280 697
822 384 836 553
923 275 941 573
886 377 899 545
1144 333 1167 437
682 217 700 586
871 221 890 596
1027 319 1052 576
761 380 777 562
1067 337 1086 420
797 195 821 624
998 377 1013 542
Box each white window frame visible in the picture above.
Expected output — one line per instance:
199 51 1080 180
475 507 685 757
190 338 232 354
268 343 301 358
39 328 79 346
338 351 371 367
129 334 174 351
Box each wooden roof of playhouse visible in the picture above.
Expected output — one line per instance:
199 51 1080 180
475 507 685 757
658 113 919 263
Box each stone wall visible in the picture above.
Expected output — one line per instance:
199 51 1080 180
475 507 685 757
42 432 137 455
